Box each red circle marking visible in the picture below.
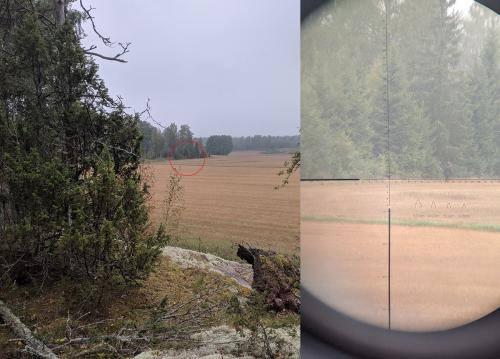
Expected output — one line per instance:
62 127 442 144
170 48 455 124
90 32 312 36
167 139 207 176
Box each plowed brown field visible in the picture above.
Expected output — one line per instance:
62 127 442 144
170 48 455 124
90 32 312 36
146 151 299 256
302 180 500 331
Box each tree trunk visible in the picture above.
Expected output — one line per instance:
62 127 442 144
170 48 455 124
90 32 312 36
53 0 65 26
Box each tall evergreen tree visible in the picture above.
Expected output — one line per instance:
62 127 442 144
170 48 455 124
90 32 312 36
468 26 500 175
0 0 168 288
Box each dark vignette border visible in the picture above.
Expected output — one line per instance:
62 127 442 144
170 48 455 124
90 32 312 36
300 1 500 358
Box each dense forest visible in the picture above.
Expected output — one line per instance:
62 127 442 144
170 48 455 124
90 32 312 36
302 0 500 180
232 135 299 151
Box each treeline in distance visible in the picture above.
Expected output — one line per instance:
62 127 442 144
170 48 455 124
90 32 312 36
141 123 300 159
231 135 299 151
139 121 206 160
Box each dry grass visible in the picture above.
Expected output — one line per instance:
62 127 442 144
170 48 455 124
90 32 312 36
302 180 500 332
145 151 300 259
0 258 250 358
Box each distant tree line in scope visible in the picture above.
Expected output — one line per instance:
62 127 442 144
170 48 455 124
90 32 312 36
302 0 500 179
139 121 206 159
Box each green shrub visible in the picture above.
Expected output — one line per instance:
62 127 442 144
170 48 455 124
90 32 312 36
1 149 168 292
59 150 168 284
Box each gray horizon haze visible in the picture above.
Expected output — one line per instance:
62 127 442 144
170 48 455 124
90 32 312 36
81 0 300 138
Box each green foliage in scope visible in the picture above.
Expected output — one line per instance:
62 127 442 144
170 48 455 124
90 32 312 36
206 135 234 155
302 0 500 180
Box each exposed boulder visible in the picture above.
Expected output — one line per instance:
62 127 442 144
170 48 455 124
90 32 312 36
162 246 253 289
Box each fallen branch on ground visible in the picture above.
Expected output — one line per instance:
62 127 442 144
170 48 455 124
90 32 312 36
49 283 231 356
0 300 58 359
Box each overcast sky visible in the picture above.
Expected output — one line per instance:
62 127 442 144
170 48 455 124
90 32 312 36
81 0 300 137
454 0 474 15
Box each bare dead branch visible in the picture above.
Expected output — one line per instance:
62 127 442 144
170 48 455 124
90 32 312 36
138 98 152 118
74 343 118 357
96 140 139 158
82 44 97 52
139 98 169 130
113 95 131 110
79 0 112 46
84 47 129 63
0 253 25 282
0 300 59 359
47 283 233 356
79 0 131 63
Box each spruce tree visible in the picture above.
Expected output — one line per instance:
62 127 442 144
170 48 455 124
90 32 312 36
468 27 500 176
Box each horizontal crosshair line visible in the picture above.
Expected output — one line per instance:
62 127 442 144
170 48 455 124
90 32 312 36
300 178 500 182
163 164 285 169
301 178 360 181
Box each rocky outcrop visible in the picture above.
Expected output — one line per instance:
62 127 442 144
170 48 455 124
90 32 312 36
161 246 253 289
148 247 300 359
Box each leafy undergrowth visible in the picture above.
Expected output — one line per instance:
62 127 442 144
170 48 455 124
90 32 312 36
0 255 299 358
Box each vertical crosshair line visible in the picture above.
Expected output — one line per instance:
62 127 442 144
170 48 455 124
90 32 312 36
384 0 392 331
385 1 391 207
388 208 391 330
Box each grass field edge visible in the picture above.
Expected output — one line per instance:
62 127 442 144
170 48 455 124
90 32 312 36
301 215 500 233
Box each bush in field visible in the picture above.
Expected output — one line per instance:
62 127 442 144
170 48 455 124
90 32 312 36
206 135 234 155
163 173 185 239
